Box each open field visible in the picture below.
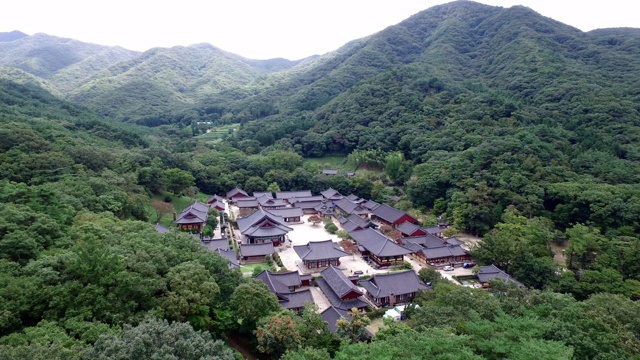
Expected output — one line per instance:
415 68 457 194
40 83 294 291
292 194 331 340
303 155 353 171
148 191 211 227
303 155 385 176
199 123 239 140
240 263 272 277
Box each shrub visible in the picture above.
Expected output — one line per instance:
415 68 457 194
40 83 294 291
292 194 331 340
399 261 413 270
325 223 338 234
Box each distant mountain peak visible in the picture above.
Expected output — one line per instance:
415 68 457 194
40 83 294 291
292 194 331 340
0 30 28 42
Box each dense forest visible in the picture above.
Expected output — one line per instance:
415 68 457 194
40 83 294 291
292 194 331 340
1 1 640 359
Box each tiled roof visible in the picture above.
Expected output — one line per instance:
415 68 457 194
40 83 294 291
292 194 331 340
340 219 364 232
363 200 380 211
445 237 463 246
273 271 302 288
371 203 407 224
208 199 226 210
333 198 368 215
292 200 323 209
227 187 248 198
206 194 225 203
477 265 522 286
358 271 429 298
402 234 446 249
419 246 465 259
215 248 239 268
276 190 312 199
254 270 290 294
279 289 314 310
345 194 360 202
253 270 313 309
289 195 324 203
397 221 422 236
253 192 274 199
155 223 170 234
175 201 209 224
424 226 444 235
265 207 304 219
320 266 362 298
243 225 291 237
257 196 288 208
321 306 351 333
293 240 348 261
348 228 412 257
257 270 302 289
201 238 229 251
321 188 343 200
315 202 335 215
316 278 368 311
237 209 292 236
236 198 259 208
347 214 369 227
403 242 424 253
239 242 275 257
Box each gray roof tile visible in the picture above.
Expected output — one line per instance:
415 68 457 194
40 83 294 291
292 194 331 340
155 223 170 234
477 265 522 286
266 207 304 218
321 188 343 200
320 266 362 298
201 238 229 251
321 306 351 333
348 228 412 257
227 187 248 198
371 204 406 223
293 240 348 261
358 270 429 298
215 248 239 268
237 209 292 236
240 242 275 257
276 190 312 199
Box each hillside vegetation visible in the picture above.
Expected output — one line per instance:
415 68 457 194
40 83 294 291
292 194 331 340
1 1 640 359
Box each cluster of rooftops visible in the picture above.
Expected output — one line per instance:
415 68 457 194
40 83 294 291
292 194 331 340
155 186 522 330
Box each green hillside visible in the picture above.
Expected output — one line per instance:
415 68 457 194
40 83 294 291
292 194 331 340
1 2 640 359
221 2 640 235
0 33 139 80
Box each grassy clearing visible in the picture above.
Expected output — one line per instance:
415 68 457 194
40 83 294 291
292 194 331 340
148 191 211 227
303 156 385 177
366 317 386 335
303 155 352 171
240 263 270 277
199 123 239 140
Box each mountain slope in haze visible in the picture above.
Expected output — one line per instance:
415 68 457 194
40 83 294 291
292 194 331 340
216 1 640 235
0 31 28 42
228 1 640 156
0 32 305 124
66 44 304 124
0 33 140 80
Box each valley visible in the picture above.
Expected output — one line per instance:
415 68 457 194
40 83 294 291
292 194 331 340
1 1 640 359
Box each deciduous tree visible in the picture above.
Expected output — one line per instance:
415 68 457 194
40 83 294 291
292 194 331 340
87 317 235 360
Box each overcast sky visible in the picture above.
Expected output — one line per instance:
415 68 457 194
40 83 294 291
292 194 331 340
2 0 638 60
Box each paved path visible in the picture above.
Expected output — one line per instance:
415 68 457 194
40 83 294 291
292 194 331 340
309 287 331 312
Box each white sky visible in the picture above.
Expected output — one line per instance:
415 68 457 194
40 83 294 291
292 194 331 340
1 0 638 60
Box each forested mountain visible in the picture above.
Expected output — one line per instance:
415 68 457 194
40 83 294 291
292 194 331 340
0 32 305 125
2 1 640 359
219 1 640 235
66 44 303 125
0 31 28 42
0 32 139 81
